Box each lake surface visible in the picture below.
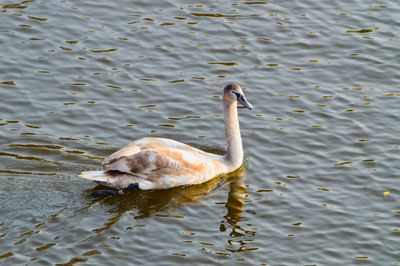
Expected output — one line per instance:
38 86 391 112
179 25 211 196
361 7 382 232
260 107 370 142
0 0 399 265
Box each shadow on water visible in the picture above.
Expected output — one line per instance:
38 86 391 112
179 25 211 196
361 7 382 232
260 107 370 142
83 160 249 233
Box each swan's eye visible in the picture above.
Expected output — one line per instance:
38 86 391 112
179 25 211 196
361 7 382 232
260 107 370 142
231 91 241 99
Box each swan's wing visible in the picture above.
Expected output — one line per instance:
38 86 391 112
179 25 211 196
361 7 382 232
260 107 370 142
102 148 226 188
102 137 215 167
103 148 207 174
102 142 141 166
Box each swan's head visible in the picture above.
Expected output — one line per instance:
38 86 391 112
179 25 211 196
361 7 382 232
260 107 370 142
223 83 253 110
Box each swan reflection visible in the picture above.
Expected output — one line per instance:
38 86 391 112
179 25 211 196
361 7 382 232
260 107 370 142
84 162 250 234
221 173 258 253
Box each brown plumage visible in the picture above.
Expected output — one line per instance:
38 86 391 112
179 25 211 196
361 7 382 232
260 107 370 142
79 83 252 190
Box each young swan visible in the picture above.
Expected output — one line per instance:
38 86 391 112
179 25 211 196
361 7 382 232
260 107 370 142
79 83 253 190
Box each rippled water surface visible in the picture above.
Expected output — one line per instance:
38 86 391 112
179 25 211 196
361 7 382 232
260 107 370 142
1 0 399 265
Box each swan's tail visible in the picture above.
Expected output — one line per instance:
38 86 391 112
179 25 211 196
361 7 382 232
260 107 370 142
79 171 109 182
79 170 121 189
79 170 145 189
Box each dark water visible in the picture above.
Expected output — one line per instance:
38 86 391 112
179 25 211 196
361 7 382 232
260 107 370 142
0 0 399 265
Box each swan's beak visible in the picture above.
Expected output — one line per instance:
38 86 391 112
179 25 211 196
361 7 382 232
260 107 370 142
237 94 253 110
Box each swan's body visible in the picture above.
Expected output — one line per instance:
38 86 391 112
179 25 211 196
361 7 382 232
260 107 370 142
79 83 252 190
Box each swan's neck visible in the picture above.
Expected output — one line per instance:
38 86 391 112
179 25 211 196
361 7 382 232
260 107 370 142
223 101 243 171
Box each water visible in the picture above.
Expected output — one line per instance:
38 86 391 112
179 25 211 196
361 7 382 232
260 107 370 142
0 0 399 265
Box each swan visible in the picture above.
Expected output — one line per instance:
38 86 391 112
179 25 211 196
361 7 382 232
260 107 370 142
79 83 252 190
